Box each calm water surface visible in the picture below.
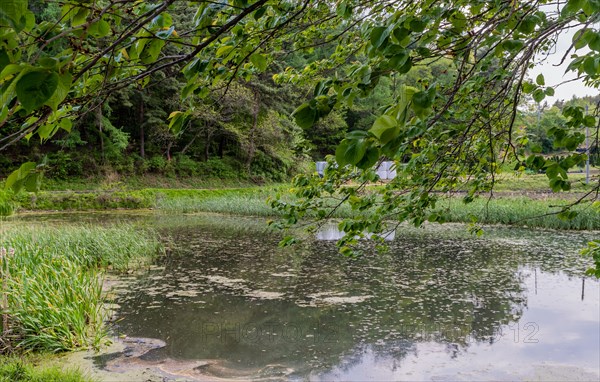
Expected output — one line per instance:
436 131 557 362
10 212 600 380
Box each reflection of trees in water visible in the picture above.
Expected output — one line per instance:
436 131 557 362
112 218 591 377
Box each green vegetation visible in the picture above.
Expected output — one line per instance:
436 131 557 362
0 191 15 217
493 172 597 192
0 225 163 352
437 197 600 230
151 186 600 230
0 356 91 382
10 186 284 212
582 240 600 278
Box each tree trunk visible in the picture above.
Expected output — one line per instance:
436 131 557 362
219 136 225 158
95 105 105 163
166 141 172 161
246 89 260 174
139 90 145 158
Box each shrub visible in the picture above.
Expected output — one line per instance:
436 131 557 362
47 152 84 180
174 154 198 177
147 155 167 173
197 158 239 178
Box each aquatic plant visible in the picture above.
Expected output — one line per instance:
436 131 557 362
0 224 163 352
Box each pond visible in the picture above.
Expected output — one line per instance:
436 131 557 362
10 212 600 380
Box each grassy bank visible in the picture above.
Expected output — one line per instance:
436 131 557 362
156 191 600 230
5 176 599 231
40 174 269 192
0 224 163 353
0 355 90 382
12 186 285 212
436 196 600 230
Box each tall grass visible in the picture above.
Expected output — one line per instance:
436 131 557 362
157 191 600 231
0 224 163 353
437 197 600 230
0 355 91 382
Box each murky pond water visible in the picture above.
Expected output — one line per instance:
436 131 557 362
8 212 600 380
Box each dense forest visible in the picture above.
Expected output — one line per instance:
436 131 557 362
1 1 596 186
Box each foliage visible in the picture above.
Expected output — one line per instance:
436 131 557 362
581 240 600 277
0 190 15 216
16 190 156 211
0 0 599 273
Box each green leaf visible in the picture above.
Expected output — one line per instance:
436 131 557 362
356 146 380 170
583 115 596 127
71 7 89 27
532 89 545 103
562 0 585 16
59 118 72 132
152 13 173 28
392 27 411 46
0 49 9 73
16 70 59 112
5 161 36 193
216 45 234 58
573 29 593 50
90 18 110 37
278 236 298 247
558 210 577 221
168 111 187 135
249 53 267 71
0 0 27 31
37 122 57 141
412 88 436 118
589 32 600 51
387 50 409 69
502 39 524 52
45 72 72 110
291 103 316 129
518 15 538 34
24 171 42 192
140 39 165 64
369 115 399 144
522 82 536 93
397 57 412 74
0 64 23 80
583 56 598 76
544 87 555 96
535 74 545 85
370 26 389 49
408 19 426 32
254 7 267 20
336 138 368 166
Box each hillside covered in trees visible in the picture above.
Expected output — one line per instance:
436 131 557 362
3 1 596 186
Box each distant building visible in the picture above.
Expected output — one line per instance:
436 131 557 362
315 161 397 180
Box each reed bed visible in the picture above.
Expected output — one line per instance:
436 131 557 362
0 224 163 353
157 192 600 230
439 197 600 230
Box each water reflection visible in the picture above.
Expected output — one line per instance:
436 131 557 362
99 214 599 380
315 223 396 241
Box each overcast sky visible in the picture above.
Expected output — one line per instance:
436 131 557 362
528 24 598 104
